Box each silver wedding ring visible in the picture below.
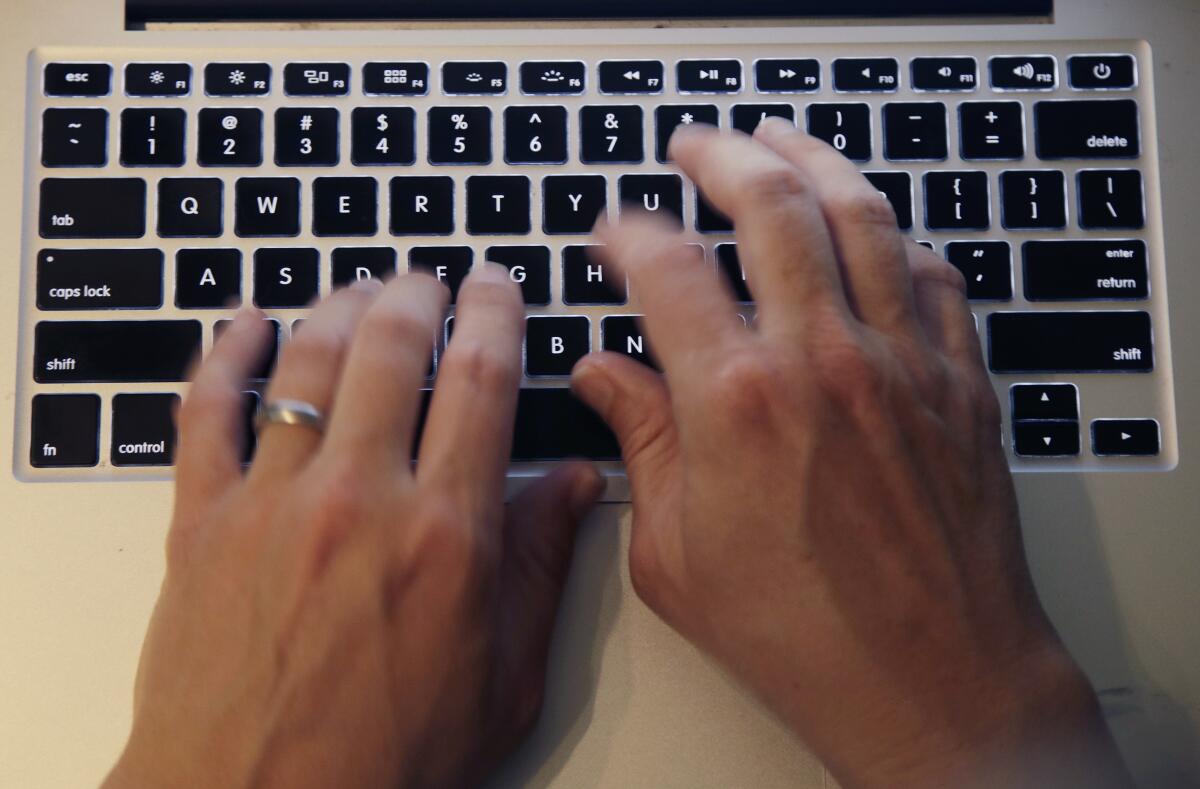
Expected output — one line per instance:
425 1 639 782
254 399 327 435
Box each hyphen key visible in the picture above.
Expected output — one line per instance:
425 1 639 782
988 311 1153 373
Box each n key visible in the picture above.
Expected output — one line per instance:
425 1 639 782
120 109 186 167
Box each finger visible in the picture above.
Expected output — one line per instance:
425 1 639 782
174 308 272 504
322 272 449 465
249 280 383 480
905 241 986 373
417 263 524 516
667 124 852 331
753 118 924 340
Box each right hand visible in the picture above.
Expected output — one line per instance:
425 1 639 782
571 120 1133 789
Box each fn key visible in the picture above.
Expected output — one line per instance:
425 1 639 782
31 394 100 467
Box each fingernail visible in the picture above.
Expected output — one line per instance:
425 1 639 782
473 259 512 283
754 116 793 138
350 277 384 293
568 464 605 519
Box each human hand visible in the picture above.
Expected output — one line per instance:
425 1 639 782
104 266 603 789
572 120 1133 789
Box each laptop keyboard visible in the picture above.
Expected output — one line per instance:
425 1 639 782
18 42 1176 481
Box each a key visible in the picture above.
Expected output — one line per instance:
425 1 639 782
1034 99 1140 159
511 388 620 461
697 192 733 233
485 246 552 305
924 172 991 231
442 61 507 95
944 241 1013 301
198 108 263 167
159 178 223 237
120 108 186 167
125 63 192 97
34 320 201 383
31 394 100 467
543 174 607 234
39 178 146 239
563 245 626 305
883 102 948 161
655 104 719 163
863 172 914 230
1068 55 1137 91
520 61 586 95
276 108 339 166
580 106 644 164
1092 419 1160 457
960 101 1024 160
1023 240 1148 301
390 176 454 235
677 59 743 93
410 246 473 303
111 393 181 467
716 243 753 303
205 62 270 96
44 63 111 97
833 58 899 92
602 315 656 369
176 248 242 308
284 62 350 96
526 317 591 376
1011 384 1079 421
352 107 416 165
911 57 978 92
618 174 683 228
599 60 664 94
215 318 280 380
235 177 301 237
1000 170 1067 229
332 247 397 287
428 106 492 165
37 249 162 311
1078 170 1144 229
990 56 1057 91
505 106 568 165
313 177 378 237
363 62 429 96
731 103 796 135
254 248 319 308
1013 421 1080 457
42 108 108 167
466 175 531 235
807 104 872 162
988 311 1153 373
755 59 821 93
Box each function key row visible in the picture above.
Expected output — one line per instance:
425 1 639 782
43 54 1138 98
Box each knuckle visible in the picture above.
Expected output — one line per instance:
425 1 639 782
705 352 783 420
408 501 478 568
832 189 899 230
443 341 519 392
913 256 969 297
811 336 886 408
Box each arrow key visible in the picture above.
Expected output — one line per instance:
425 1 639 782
1013 420 1080 457
1092 419 1160 456
42 108 108 167
1011 383 1079 420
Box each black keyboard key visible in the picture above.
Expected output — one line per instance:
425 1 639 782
990 56 1057 91
205 62 270 96
215 318 280 380
410 246 473 303
1013 421 1080 457
120 108 186 167
236 177 301 237
485 246 552 305
807 103 872 162
1001 170 1067 230
833 58 899 92
44 63 111 97
511 388 620 461
988 311 1153 373
362 62 429 96
696 192 733 233
159 177 223 237
1034 99 1140 159
883 102 948 161
34 320 201 383
731 103 795 135
655 104 719 162
755 59 820 93
466 175 531 235
112 393 181 466
563 245 626 305
960 101 1024 160
1078 170 1144 229
31 394 100 467
313 177 377 237
198 108 263 167
254 248 319 308
602 315 656 369
944 241 1013 301
351 107 416 165
924 172 990 231
428 106 492 165
911 57 978 92
863 172 914 231
275 108 339 167
618 174 683 228
390 176 454 235
1011 384 1079 421
1092 419 1159 457
37 249 163 311
599 60 664 94
716 243 752 303
526 317 591 377
39 178 146 239
331 247 397 287
1069 55 1137 90
41 108 108 167
240 392 261 463
125 63 192 97
505 106 568 165
520 61 586 94
176 248 241 308
1023 240 1148 301
284 62 350 96
543 174 607 234
442 61 507 95
581 106 644 164
677 59 743 93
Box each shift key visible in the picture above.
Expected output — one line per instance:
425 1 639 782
35 320 201 383
40 178 147 238
988 311 1153 373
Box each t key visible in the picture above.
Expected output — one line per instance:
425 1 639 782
120 108 186 167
